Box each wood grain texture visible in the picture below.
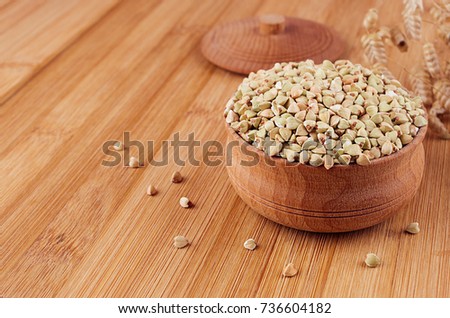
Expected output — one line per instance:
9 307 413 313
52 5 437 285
0 0 449 298
201 15 345 74
0 0 119 104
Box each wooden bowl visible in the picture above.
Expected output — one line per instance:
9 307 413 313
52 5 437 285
226 124 427 232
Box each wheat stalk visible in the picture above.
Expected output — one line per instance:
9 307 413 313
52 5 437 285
423 42 442 78
373 62 396 80
409 66 434 106
377 26 393 45
404 0 424 12
433 79 450 111
403 10 423 40
429 103 450 139
361 33 388 65
361 3 449 140
437 24 450 45
363 8 379 32
445 0 450 10
403 0 423 40
430 1 450 23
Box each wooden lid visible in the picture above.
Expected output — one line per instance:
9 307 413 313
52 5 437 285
201 14 346 74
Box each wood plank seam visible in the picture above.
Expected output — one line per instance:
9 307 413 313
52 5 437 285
0 0 122 105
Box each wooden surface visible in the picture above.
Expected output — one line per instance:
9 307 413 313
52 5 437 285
1 0 449 298
0 0 119 103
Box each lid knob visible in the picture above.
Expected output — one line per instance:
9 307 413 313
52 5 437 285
259 14 286 35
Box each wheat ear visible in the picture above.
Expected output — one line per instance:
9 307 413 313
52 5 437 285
422 42 442 78
402 10 422 40
429 2 449 23
437 25 450 45
363 8 379 32
361 33 388 65
409 66 434 106
404 0 423 12
433 79 450 111
373 62 396 81
429 103 450 139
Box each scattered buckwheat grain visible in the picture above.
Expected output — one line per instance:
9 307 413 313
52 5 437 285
172 171 183 183
282 263 298 277
173 236 189 248
179 197 190 208
146 185 157 196
365 253 381 267
129 157 139 168
405 222 420 234
243 238 257 250
113 141 123 151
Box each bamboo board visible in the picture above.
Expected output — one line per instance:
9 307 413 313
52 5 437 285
1 0 449 297
0 0 119 103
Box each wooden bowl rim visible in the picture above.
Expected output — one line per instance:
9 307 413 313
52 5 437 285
225 120 427 169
